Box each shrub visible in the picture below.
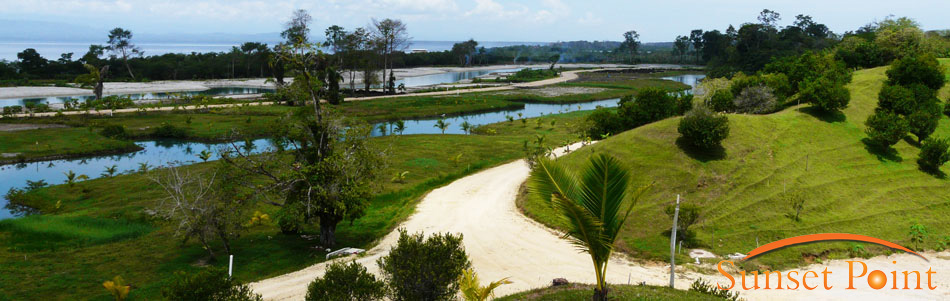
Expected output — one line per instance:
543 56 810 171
689 279 740 301
885 54 946 91
617 88 677 127
730 73 791 101
99 124 129 139
664 203 702 247
707 89 735 112
733 85 777 114
835 36 887 69
2 105 23 116
677 106 729 150
864 110 909 147
377 229 470 301
907 103 941 142
918 137 950 172
306 261 385 301
799 76 851 113
151 122 187 138
275 202 306 234
877 84 917 115
675 94 694 115
162 267 262 301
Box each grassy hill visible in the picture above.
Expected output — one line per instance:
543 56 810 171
522 61 950 270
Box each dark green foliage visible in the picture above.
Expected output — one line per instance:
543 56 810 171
675 94 694 115
505 68 559 83
162 267 263 301
707 89 735 112
583 107 624 138
2 105 23 116
798 75 851 112
617 88 677 127
877 84 917 115
275 202 306 234
885 54 946 91
151 122 188 138
865 110 909 147
677 106 729 149
99 124 128 139
835 37 887 69
306 261 386 301
918 137 950 172
377 230 471 301
907 102 941 142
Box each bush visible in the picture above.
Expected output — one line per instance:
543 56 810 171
907 102 941 142
583 107 624 138
835 36 887 69
864 110 909 147
689 279 740 301
675 94 694 115
798 76 851 112
617 88 677 127
677 106 729 150
733 85 777 114
275 202 306 234
151 122 187 138
877 84 917 115
730 73 791 101
162 267 263 301
377 229 470 301
664 203 702 248
707 89 735 112
306 261 385 301
918 137 950 172
99 124 129 139
2 105 23 116
885 54 946 91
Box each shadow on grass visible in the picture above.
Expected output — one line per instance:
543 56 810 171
675 137 726 162
861 138 903 162
797 106 846 123
903 136 923 148
916 160 948 179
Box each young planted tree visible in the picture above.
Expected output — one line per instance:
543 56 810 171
799 75 851 113
918 137 950 173
458 269 511 301
106 28 141 79
865 110 909 148
528 154 651 301
74 64 109 100
435 119 450 134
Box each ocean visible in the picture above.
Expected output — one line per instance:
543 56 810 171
0 40 549 61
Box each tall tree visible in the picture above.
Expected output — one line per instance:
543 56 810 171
620 30 640 61
106 27 141 79
371 18 410 94
451 39 478 66
282 9 312 44
673 36 690 61
16 48 48 77
689 29 704 62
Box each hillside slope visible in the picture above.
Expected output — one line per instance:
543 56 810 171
523 62 950 269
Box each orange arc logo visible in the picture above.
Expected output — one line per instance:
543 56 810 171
742 233 927 261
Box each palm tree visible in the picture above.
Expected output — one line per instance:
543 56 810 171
460 121 472 134
63 170 89 187
198 150 212 162
435 119 450 134
137 162 150 173
378 123 388 136
394 120 406 135
102 165 118 177
528 154 650 301
458 268 511 301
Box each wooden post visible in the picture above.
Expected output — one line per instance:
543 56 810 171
669 194 680 288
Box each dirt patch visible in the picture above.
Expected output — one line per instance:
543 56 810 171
494 86 608 97
0 123 68 132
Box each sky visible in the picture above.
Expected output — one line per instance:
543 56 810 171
0 0 947 43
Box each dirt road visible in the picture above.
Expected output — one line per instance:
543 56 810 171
250 141 950 300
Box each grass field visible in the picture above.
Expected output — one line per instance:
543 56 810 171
496 284 727 301
0 77 687 162
0 108 595 300
521 61 950 270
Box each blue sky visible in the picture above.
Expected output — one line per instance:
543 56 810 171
0 0 947 42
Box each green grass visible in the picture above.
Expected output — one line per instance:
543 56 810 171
0 78 682 161
0 215 153 252
521 63 950 270
496 284 726 301
0 110 591 300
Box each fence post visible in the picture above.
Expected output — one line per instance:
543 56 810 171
669 194 680 288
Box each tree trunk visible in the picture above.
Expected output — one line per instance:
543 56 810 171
123 58 134 80
319 218 338 247
592 288 608 301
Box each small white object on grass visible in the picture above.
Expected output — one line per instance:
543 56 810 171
326 247 365 260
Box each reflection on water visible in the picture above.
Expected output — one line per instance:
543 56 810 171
0 87 276 108
0 72 704 219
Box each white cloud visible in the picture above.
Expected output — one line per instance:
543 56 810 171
464 0 568 23
578 11 603 25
